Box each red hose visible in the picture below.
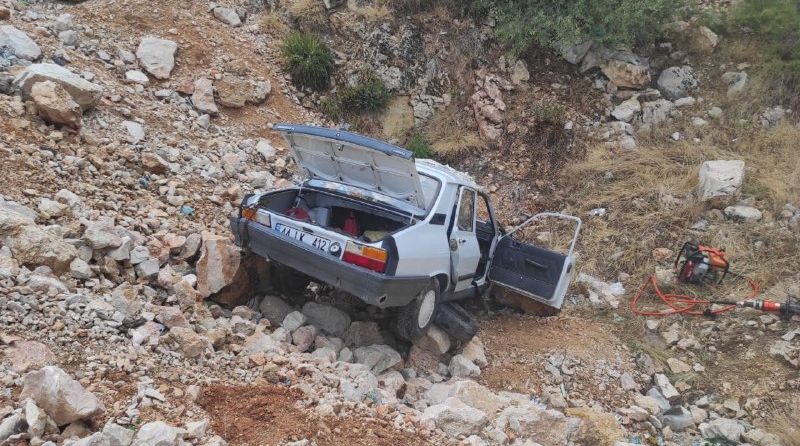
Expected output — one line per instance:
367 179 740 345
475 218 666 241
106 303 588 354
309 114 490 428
630 274 760 317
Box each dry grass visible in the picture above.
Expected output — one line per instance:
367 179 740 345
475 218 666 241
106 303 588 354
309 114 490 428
258 12 289 36
349 3 391 21
286 0 328 31
421 100 482 157
770 415 800 446
562 117 800 291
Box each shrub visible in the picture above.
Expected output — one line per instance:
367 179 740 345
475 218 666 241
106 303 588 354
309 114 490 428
282 31 334 91
406 134 434 159
337 71 391 114
729 0 800 91
480 0 684 56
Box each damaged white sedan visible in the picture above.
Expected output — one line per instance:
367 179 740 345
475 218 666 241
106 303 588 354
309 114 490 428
230 124 581 340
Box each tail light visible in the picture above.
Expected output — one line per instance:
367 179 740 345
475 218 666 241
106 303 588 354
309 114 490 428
342 241 387 273
242 207 271 227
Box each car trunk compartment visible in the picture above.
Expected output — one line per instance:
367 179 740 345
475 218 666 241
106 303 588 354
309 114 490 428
256 188 412 243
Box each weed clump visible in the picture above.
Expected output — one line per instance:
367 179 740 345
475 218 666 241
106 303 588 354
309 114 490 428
282 31 334 91
406 134 434 159
321 71 391 120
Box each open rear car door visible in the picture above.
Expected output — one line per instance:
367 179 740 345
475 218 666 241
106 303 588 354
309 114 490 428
488 213 582 311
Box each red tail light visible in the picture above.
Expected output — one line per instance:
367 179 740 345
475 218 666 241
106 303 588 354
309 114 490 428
342 242 387 273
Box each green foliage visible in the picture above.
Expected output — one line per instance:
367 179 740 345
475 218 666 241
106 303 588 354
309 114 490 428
406 134 434 159
338 72 391 114
729 0 800 90
282 31 334 91
531 101 566 126
475 0 684 56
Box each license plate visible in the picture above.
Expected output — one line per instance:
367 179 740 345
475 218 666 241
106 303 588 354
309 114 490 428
275 223 330 252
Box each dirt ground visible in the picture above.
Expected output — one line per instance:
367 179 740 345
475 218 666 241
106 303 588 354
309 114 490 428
198 385 434 446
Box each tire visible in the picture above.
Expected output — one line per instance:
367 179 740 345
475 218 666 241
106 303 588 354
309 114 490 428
269 263 311 298
396 280 440 341
434 302 479 342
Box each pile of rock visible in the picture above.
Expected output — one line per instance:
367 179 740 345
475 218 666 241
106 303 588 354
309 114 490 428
470 68 513 141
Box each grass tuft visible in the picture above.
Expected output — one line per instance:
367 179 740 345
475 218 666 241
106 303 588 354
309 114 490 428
282 31 334 91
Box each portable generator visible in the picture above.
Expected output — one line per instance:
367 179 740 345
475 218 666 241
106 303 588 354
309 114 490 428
674 241 730 285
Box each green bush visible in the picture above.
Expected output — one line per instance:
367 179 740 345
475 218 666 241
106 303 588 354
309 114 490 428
338 72 391 114
406 134 434 159
729 0 800 91
475 0 684 56
282 31 334 91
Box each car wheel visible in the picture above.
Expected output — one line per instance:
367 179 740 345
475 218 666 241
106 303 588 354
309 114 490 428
269 263 311 298
396 280 440 341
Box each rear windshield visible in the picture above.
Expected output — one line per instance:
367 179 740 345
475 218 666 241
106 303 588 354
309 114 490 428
420 174 441 211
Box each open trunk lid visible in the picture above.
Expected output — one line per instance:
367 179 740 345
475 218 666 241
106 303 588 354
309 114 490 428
274 124 427 210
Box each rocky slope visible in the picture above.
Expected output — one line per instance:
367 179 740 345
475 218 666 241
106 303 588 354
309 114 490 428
1 1 799 446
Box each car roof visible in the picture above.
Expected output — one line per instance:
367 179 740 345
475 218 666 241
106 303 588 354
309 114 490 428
415 159 480 190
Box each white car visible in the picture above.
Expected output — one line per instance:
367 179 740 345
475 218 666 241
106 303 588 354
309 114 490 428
230 124 581 340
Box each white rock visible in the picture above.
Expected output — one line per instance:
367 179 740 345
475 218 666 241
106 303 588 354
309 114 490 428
20 366 105 426
131 421 184 446
691 117 708 127
353 344 402 375
122 120 145 144
697 160 745 201
422 397 488 437
14 63 103 111
449 354 480 378
212 7 241 27
611 97 641 122
58 30 79 47
724 205 762 223
654 373 680 402
125 70 149 85
0 25 42 60
282 311 307 332
136 37 178 80
699 418 745 442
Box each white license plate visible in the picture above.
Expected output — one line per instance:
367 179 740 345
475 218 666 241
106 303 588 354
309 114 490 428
275 223 330 252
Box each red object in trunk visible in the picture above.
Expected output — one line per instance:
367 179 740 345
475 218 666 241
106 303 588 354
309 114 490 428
343 211 359 236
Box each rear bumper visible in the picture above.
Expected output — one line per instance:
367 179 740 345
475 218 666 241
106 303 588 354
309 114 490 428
230 216 429 308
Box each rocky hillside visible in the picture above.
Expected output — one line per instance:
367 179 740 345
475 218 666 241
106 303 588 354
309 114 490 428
1 0 799 446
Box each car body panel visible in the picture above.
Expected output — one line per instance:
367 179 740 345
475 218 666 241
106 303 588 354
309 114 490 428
274 123 427 210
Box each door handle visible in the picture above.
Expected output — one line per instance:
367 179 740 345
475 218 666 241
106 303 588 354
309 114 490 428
458 238 467 244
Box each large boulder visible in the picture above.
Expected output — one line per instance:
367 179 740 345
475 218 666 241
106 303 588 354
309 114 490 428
196 231 248 305
31 81 82 129
13 63 103 111
657 66 698 100
697 160 745 202
21 366 105 426
0 201 76 273
302 301 351 336
600 51 650 89
0 25 41 61
136 37 178 80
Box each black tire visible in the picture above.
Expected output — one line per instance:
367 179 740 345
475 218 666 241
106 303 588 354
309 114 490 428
269 263 311 298
396 280 440 341
435 302 479 342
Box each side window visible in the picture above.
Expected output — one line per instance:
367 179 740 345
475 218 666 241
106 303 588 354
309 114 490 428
457 188 475 232
476 194 492 225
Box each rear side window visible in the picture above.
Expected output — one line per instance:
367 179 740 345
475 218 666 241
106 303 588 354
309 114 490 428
457 188 475 232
